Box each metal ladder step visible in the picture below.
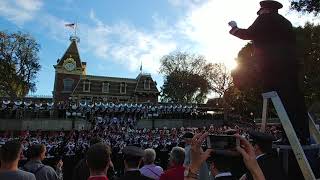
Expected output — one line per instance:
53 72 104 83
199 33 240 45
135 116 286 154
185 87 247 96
261 91 320 180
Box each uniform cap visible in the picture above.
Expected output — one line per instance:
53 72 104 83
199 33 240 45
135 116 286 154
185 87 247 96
260 0 283 10
249 131 276 142
122 146 145 157
249 131 275 153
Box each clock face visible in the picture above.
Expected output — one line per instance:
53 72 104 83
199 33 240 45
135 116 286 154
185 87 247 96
64 62 76 71
63 57 76 71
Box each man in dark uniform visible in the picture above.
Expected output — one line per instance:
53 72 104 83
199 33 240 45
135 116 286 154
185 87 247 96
207 152 237 180
117 146 152 180
242 131 286 180
228 0 310 144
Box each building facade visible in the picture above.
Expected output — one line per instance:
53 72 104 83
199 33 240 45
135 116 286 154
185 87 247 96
53 37 159 103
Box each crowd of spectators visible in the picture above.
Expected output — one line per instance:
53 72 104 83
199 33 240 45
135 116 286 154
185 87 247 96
0 116 284 161
2 101 316 180
0 111 290 180
1 128 290 180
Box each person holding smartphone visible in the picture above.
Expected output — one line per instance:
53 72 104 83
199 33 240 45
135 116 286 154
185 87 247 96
184 132 265 180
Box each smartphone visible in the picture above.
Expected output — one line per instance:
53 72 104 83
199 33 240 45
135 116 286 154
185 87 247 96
206 135 240 150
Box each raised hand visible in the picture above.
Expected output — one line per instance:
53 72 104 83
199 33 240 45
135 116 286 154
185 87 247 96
228 21 237 28
189 132 213 172
235 134 265 180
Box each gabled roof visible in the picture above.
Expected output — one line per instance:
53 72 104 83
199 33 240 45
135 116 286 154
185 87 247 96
57 39 82 68
135 73 159 93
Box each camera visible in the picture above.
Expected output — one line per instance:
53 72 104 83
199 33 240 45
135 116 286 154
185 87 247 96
206 135 240 150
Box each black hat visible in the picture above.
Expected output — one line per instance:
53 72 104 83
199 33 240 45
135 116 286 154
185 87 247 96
249 131 276 142
249 131 275 153
260 0 283 10
122 146 145 157
182 132 194 139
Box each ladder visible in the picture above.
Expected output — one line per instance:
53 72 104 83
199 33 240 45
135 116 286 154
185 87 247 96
260 91 320 180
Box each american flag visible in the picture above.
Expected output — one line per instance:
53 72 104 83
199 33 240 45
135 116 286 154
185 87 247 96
65 23 76 29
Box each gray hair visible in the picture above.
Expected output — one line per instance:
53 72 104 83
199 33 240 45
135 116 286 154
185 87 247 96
143 148 156 164
169 147 185 165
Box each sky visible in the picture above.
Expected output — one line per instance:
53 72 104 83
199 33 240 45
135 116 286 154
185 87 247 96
0 0 319 96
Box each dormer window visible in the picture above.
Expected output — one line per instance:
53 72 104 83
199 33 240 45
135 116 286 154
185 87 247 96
120 82 126 94
83 80 91 92
102 82 110 93
144 80 151 90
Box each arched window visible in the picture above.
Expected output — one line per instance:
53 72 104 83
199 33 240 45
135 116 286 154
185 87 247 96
63 78 74 92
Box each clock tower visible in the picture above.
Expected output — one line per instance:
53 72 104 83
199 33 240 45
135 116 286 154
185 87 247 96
53 36 86 102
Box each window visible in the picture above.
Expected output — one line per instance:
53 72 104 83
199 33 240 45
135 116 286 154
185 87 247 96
144 80 151 90
83 80 90 92
120 82 126 94
102 82 110 93
63 79 74 92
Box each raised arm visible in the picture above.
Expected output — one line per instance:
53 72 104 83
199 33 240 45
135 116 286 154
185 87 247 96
235 135 265 180
229 15 264 40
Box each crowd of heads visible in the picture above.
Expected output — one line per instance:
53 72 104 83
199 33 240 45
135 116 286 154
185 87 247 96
0 116 283 161
0 110 288 180
1 117 315 180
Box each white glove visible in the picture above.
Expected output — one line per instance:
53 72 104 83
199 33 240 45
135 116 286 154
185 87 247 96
228 21 237 28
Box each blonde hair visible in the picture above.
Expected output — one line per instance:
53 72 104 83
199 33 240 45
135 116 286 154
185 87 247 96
143 148 156 164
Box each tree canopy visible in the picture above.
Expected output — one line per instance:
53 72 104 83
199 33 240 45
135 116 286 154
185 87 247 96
295 23 320 104
0 31 41 98
206 63 232 98
226 43 263 118
291 0 320 15
160 52 234 105
160 52 210 103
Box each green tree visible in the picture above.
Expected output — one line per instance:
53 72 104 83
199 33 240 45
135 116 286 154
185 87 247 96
295 23 320 105
160 52 210 103
206 63 232 98
0 31 41 98
227 44 263 119
231 42 261 91
291 0 320 15
206 63 233 120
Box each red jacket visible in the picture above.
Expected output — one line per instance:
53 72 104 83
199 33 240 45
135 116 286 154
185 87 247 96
159 165 185 180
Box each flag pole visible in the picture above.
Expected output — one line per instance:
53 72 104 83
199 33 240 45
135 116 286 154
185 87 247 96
74 22 77 37
140 61 143 73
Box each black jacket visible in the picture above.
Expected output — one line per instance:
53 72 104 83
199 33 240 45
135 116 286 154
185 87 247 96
117 170 153 180
230 13 298 83
72 159 89 180
246 154 286 180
